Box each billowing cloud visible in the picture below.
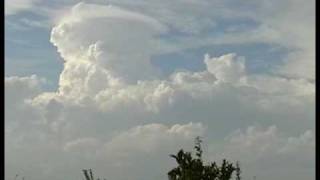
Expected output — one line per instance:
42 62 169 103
5 1 314 180
5 75 44 103
50 3 168 85
208 126 315 180
204 53 246 83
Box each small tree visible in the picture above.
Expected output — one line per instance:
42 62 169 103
168 137 238 180
235 161 241 180
82 169 106 180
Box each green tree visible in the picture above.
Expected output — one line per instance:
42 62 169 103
168 137 238 180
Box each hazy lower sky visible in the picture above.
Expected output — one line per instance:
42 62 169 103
5 1 315 180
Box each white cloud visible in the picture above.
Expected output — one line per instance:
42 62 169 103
5 75 45 102
50 3 169 91
204 53 246 83
5 55 314 180
5 1 315 180
102 122 205 156
5 0 41 15
209 126 315 180
224 125 279 158
279 130 315 154
7 0 315 79
63 137 101 158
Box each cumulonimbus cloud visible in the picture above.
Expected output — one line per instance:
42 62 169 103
5 2 315 180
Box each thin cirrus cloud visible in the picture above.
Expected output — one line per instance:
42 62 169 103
5 0 40 15
5 1 314 180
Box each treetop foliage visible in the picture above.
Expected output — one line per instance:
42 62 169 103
168 137 240 180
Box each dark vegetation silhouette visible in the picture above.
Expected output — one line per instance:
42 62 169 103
235 161 241 180
167 137 241 180
82 169 106 180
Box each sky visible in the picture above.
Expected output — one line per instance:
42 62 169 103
5 1 315 180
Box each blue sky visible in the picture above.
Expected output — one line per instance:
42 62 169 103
5 12 63 90
5 1 290 89
5 1 315 180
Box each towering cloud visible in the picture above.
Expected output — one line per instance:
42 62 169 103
5 1 314 180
